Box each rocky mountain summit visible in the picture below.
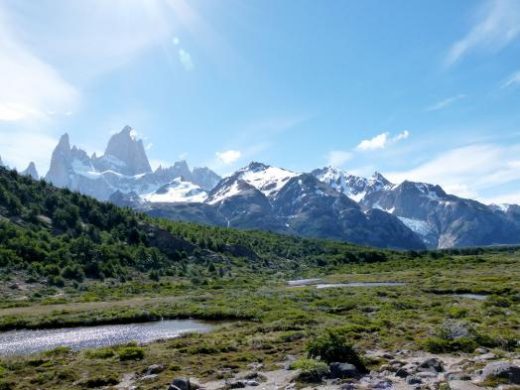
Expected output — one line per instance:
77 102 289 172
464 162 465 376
44 126 221 201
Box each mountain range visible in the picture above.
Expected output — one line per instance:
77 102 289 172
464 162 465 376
7 126 520 250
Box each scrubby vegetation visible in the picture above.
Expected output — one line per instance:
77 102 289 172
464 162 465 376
0 167 518 389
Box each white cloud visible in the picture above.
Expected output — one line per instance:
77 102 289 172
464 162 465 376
386 143 520 200
0 10 78 122
0 130 58 174
356 130 409 151
502 69 520 88
326 151 353 167
426 94 466 111
178 48 194 71
216 150 241 165
445 0 520 66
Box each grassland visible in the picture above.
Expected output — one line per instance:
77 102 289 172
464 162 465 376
0 249 518 389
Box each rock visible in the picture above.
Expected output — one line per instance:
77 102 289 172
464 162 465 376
372 379 393 389
416 371 438 379
476 352 496 361
419 357 444 373
395 368 410 378
406 376 422 385
448 380 482 390
329 362 360 379
145 364 164 375
140 374 158 382
226 379 261 388
481 362 520 384
169 378 202 390
474 347 489 354
247 362 264 371
241 372 267 383
446 372 472 381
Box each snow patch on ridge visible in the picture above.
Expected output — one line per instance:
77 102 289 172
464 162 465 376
143 178 207 203
398 216 434 238
240 166 298 197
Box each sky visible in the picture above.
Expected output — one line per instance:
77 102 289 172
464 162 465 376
1 0 520 204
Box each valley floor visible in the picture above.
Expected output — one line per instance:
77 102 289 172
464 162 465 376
0 251 518 389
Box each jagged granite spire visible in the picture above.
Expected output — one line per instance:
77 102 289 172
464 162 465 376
22 162 39 180
45 133 72 187
101 126 152 176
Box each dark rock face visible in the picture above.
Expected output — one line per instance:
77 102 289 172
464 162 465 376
329 362 360 379
362 180 520 248
481 362 520 384
419 358 444 373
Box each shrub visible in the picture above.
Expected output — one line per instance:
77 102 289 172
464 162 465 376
290 358 329 383
117 346 145 361
422 336 477 353
307 329 366 372
85 348 115 359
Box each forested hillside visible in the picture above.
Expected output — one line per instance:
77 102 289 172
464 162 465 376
0 167 393 287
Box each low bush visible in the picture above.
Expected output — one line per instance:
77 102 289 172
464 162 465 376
117 345 145 361
307 328 366 372
290 358 329 382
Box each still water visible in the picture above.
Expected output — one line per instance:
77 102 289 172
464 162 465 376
0 319 213 357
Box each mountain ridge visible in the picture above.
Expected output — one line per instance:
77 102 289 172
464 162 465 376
12 126 520 250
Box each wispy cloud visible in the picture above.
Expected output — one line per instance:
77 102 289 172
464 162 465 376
502 69 520 88
0 9 78 122
426 94 466 112
178 49 194 71
216 150 242 165
172 36 194 71
326 151 353 167
445 0 520 67
386 143 520 201
0 130 58 174
356 130 409 151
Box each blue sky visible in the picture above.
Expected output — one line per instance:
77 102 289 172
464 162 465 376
1 0 520 203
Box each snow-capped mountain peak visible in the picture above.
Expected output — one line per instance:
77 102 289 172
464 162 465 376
311 166 392 202
235 162 299 198
45 127 221 201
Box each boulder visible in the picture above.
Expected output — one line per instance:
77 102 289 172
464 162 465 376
145 364 164 375
169 378 202 390
226 379 259 388
419 357 444 373
446 372 472 381
329 362 360 379
481 362 520 384
395 368 410 378
406 376 422 385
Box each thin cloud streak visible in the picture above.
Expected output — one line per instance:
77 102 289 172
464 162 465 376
445 0 520 67
426 94 466 112
502 69 520 88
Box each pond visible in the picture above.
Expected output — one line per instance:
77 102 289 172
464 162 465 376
287 278 322 286
315 282 406 289
0 319 214 357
